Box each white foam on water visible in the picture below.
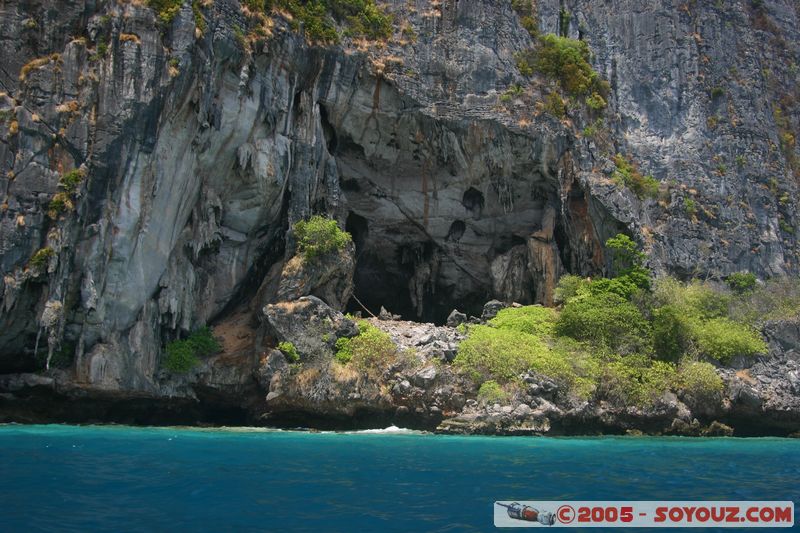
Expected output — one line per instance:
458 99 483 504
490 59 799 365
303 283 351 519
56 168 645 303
347 425 418 434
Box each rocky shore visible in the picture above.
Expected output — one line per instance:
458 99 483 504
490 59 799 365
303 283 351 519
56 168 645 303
2 296 799 437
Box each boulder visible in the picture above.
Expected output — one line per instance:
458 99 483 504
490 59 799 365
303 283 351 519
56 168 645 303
481 300 507 321
446 309 467 327
264 296 356 362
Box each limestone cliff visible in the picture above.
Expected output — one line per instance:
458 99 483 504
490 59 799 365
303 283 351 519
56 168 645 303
0 0 799 434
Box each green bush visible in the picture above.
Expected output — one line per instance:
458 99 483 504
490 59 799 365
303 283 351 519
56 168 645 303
334 320 397 371
690 317 766 363
47 192 73 219
489 305 557 337
293 215 351 261
651 278 730 320
729 277 800 323
585 92 606 110
147 0 183 23
511 0 538 38
726 272 757 294
525 34 607 98
543 91 566 118
59 168 86 195
163 326 221 373
455 326 588 394
612 154 659 199
652 304 692 361
677 360 723 402
331 0 393 39
554 274 588 304
259 0 392 42
555 291 651 352
29 247 54 270
600 355 677 408
278 341 300 362
477 380 509 404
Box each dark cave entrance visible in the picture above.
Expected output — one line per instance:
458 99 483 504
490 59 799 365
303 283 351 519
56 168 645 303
345 212 417 320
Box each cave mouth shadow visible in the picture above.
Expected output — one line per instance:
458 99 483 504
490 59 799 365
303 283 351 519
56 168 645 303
345 211 416 321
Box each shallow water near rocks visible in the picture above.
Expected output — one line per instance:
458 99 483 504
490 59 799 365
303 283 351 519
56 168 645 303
1 424 797 531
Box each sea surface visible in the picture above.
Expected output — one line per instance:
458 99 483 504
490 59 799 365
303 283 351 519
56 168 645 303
0 424 797 532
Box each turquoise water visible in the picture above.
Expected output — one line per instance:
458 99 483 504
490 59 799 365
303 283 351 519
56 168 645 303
0 425 798 532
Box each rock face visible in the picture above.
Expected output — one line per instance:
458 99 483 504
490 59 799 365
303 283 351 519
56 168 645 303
0 0 799 433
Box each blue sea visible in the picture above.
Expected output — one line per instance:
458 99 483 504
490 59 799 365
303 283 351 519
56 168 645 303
0 425 797 532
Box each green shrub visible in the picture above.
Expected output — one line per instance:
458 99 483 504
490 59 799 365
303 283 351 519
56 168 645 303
677 360 723 402
652 304 692 361
489 305 557 337
511 0 538 38
543 91 566 118
293 215 351 261
59 168 86 195
163 326 221 373
29 247 54 270
601 355 677 408
612 154 659 199
585 92 606 110
729 277 800 323
331 0 393 40
521 33 608 98
690 317 766 363
684 198 697 216
651 278 730 320
47 192 73 219
260 0 393 42
278 341 300 362
477 380 509 404
334 320 397 371
554 274 589 304
726 272 757 294
555 291 651 352
455 326 587 393
455 325 548 383
164 341 197 373
146 0 183 24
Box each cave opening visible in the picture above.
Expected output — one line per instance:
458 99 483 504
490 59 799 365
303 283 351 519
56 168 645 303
345 212 417 320
462 187 484 217
319 105 338 154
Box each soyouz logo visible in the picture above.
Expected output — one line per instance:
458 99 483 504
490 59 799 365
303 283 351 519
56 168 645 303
493 501 794 528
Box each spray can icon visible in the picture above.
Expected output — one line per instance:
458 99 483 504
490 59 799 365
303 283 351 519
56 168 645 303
496 502 556 526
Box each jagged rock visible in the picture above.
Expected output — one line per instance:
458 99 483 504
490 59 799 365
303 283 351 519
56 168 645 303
481 300 507 321
411 366 438 388
379 307 401 321
264 297 355 362
256 349 289 390
446 309 467 327
274 243 355 311
702 421 734 437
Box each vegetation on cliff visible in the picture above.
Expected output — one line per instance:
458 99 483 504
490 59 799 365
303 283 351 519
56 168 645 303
455 234 770 407
293 215 352 261
243 0 392 42
335 319 398 372
163 327 221 373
